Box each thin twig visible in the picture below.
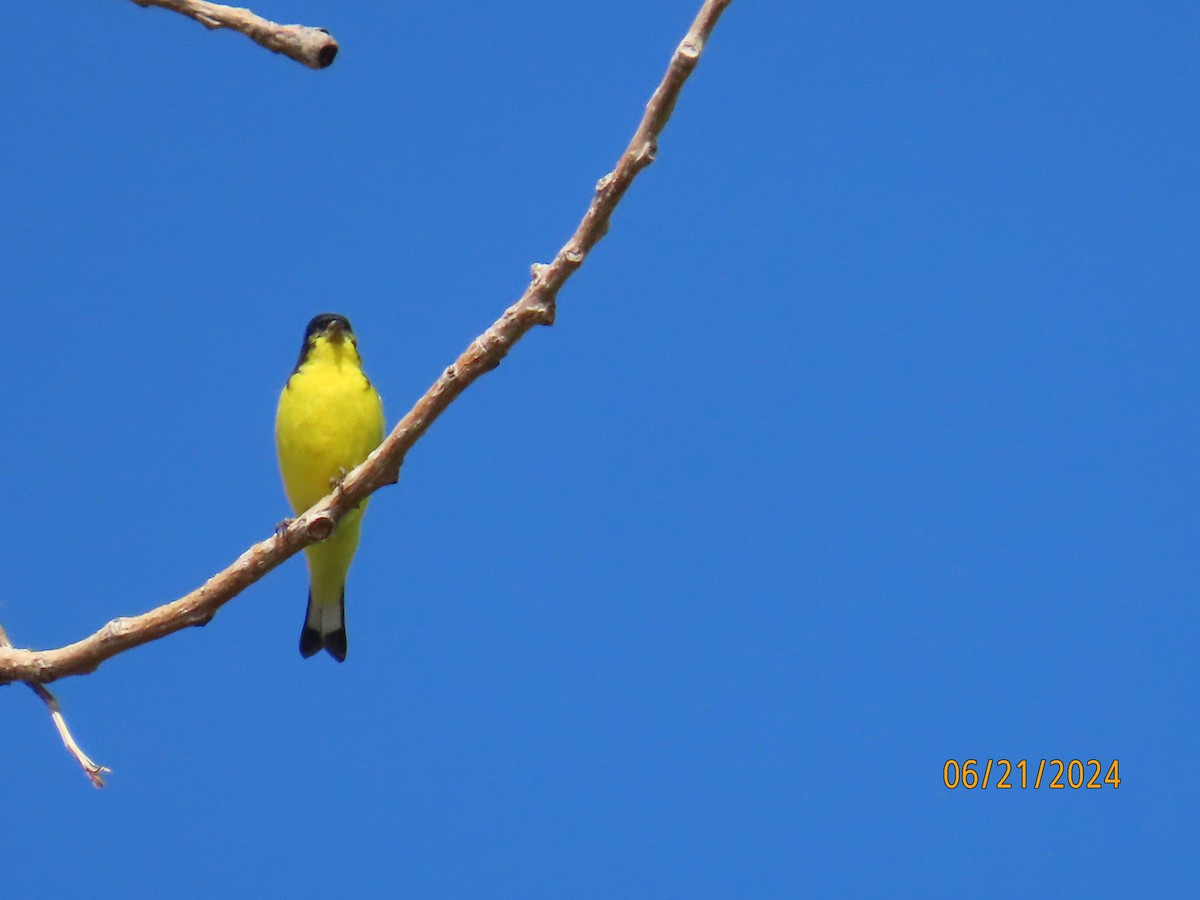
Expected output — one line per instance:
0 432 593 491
0 624 109 787
130 0 339 69
0 0 733 686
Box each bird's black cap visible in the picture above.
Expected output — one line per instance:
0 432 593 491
304 313 353 340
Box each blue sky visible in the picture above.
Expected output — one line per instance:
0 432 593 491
2 1 1196 895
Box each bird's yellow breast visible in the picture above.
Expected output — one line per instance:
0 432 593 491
275 340 385 516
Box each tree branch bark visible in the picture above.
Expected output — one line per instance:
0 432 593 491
0 0 732 686
130 0 339 69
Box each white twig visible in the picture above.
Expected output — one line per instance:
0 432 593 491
0 625 109 788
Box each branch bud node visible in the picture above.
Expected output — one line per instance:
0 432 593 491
102 618 130 641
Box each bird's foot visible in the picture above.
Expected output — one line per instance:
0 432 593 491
274 517 293 537
329 467 350 494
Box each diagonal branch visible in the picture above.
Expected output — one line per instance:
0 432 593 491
0 0 733 686
130 0 339 69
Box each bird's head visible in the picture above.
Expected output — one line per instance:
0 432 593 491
294 313 361 370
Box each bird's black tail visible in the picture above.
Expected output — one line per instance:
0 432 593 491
299 589 347 662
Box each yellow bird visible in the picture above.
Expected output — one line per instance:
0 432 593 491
275 314 385 661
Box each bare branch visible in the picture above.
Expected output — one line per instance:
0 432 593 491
130 0 339 69
0 624 110 787
0 0 732 686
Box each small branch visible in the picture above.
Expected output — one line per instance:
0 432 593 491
130 0 339 69
0 0 732 686
0 624 109 787
27 682 111 788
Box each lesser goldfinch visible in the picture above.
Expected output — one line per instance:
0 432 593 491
275 313 385 662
